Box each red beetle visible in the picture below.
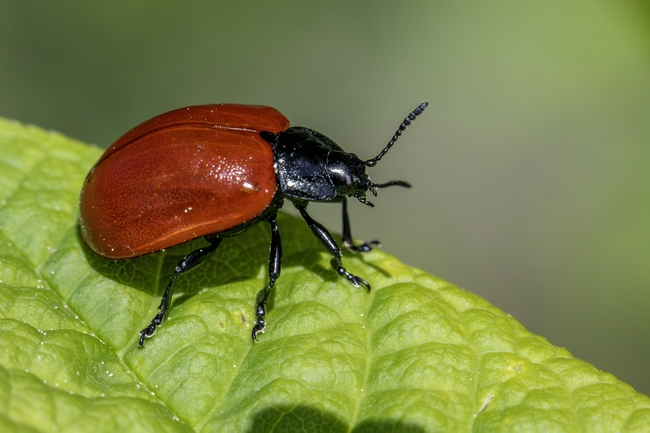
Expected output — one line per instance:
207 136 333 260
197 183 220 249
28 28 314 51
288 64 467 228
79 103 428 346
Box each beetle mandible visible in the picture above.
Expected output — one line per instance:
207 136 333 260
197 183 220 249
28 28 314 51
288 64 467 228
79 102 428 346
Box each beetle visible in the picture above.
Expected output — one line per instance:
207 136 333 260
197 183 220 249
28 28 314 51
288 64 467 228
79 102 428 346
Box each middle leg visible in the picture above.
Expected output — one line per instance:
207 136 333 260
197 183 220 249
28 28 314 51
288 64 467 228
252 216 282 341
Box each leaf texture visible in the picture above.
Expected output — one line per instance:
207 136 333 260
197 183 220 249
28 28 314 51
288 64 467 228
0 117 649 432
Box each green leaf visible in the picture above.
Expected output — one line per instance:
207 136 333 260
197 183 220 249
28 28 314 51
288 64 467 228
0 116 649 433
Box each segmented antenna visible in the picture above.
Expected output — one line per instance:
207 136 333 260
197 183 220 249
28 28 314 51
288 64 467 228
371 180 411 189
365 102 429 167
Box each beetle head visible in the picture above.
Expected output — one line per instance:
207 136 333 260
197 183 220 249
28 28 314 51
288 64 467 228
325 149 411 208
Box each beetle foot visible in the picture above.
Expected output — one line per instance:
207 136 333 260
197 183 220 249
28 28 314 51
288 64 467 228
252 318 266 341
344 239 380 254
138 311 165 347
252 302 267 341
333 262 371 291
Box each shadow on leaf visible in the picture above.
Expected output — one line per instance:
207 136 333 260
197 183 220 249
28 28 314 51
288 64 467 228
245 404 427 433
78 213 327 297
77 212 380 301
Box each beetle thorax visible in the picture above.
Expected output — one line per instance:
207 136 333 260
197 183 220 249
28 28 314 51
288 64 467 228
268 127 370 203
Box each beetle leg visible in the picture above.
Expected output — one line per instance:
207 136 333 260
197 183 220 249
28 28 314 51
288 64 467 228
341 197 380 254
138 237 223 347
296 205 371 291
252 217 282 341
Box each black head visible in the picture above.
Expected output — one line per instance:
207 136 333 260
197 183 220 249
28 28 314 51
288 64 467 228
264 102 428 206
323 149 413 207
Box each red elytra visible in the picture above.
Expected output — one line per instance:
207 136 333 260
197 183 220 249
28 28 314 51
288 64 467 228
79 104 290 259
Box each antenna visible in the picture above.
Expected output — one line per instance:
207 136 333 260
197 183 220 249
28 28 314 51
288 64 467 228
371 180 411 189
365 101 428 167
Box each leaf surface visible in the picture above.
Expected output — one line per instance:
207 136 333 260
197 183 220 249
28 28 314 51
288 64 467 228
0 117 649 432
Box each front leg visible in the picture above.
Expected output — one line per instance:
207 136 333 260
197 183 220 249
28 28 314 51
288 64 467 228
341 197 380 254
296 204 370 291
252 216 282 341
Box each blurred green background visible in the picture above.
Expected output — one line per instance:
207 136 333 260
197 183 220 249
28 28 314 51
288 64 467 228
1 1 649 394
